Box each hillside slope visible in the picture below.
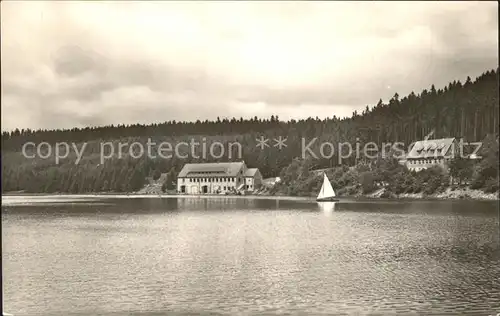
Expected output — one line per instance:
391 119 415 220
1 69 498 194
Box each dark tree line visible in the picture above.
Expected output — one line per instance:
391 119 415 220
1 68 498 193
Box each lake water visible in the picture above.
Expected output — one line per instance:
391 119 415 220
2 195 500 315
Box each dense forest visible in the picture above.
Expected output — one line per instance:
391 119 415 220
1 68 499 194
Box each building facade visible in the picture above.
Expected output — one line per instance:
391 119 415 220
243 168 263 191
405 137 458 172
177 161 262 194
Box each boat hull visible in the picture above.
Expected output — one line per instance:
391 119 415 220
316 197 339 202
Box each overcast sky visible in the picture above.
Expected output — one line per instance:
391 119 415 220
1 1 498 131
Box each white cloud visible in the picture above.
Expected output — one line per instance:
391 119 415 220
1 1 498 131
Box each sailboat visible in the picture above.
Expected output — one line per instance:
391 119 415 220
316 173 339 202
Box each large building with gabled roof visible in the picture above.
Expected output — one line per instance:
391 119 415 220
405 137 458 172
176 161 262 194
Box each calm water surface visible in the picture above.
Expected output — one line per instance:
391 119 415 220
2 196 500 315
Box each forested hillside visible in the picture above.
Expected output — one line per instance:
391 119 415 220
273 133 499 198
1 68 498 194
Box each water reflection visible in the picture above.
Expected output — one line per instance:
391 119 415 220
317 201 336 215
177 196 258 210
2 197 499 315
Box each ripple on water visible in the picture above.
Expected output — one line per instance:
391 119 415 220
2 198 500 315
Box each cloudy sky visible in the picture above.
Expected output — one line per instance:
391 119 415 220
1 1 498 131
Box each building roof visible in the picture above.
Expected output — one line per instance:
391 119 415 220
244 168 259 177
406 138 456 159
177 162 245 178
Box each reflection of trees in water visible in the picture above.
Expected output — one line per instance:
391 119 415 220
119 197 180 213
148 197 179 211
71 197 182 214
175 197 320 211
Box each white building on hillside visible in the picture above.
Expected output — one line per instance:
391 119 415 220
405 137 458 172
177 161 262 194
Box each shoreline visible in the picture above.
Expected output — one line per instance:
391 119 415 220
2 188 498 201
369 187 498 201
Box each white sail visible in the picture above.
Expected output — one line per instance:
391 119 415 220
317 173 336 200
